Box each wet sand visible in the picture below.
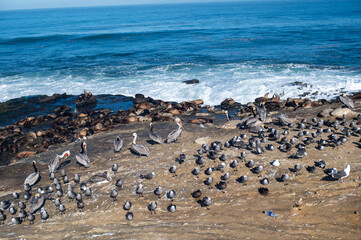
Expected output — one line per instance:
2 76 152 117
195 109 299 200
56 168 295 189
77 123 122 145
0 100 361 239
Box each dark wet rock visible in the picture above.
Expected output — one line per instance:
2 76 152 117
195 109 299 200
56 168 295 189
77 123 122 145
76 90 97 108
54 105 72 116
221 98 235 108
182 79 200 84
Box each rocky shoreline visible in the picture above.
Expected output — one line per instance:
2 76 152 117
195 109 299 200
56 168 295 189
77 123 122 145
1 91 360 166
0 91 361 239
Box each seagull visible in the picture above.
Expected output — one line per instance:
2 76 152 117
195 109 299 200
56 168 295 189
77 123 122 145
294 163 302 173
339 94 354 109
238 175 248 183
154 187 163 198
110 189 118 201
166 117 183 143
149 123 163 144
114 136 123 152
74 174 80 184
202 197 211 209
168 204 176 213
126 212 134 221
331 164 350 183
221 172 230 181
131 133 150 157
136 184 144 198
148 201 157 214
281 174 289 182
123 201 132 211
192 167 201 176
294 148 307 158
167 190 176 201
260 178 269 185
270 159 280 166
48 150 70 174
76 142 90 168
169 166 177 177
115 179 123 188
140 172 155 180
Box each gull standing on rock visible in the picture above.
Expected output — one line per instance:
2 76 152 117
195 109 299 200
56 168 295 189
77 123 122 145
48 150 70 174
166 117 183 143
76 142 90 168
331 164 350 183
149 123 163 144
114 136 123 152
131 133 150 157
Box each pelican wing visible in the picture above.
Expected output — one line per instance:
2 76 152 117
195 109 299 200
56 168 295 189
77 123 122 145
340 96 354 109
48 155 60 173
24 172 40 186
166 128 182 143
29 195 45 213
76 153 90 168
131 143 150 156
149 132 163 144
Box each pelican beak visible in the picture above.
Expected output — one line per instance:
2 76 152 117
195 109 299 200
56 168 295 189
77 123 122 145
179 120 185 131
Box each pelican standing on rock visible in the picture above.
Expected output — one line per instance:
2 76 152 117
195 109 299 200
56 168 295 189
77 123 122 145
149 123 163 144
339 94 354 109
76 142 90 168
29 191 45 214
114 136 123 152
24 161 40 187
131 133 150 157
166 117 183 144
48 150 70 174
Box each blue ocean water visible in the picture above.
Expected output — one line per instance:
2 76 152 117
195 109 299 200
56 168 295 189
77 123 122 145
0 0 360 105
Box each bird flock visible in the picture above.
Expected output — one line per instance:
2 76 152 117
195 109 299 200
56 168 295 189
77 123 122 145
0 96 356 226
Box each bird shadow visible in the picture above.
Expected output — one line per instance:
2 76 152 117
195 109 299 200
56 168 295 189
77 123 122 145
59 160 71 169
275 177 285 183
320 176 337 182
146 140 158 145
175 158 184 164
235 178 247 185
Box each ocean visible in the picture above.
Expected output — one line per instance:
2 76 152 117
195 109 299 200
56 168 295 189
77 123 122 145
0 0 361 105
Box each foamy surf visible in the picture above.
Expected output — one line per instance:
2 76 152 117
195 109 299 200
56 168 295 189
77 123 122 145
1 63 360 105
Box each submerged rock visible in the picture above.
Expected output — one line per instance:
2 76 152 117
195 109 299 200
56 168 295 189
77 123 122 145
182 79 200 84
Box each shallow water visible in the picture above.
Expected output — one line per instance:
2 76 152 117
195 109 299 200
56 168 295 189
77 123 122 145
1 0 361 104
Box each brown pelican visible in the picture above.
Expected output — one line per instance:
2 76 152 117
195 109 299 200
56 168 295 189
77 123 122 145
76 142 90 168
24 161 40 187
87 171 112 183
48 150 70 174
114 136 123 152
339 94 354 109
276 114 292 126
166 117 183 143
149 123 163 144
29 192 45 214
255 103 267 122
224 110 235 121
131 133 150 157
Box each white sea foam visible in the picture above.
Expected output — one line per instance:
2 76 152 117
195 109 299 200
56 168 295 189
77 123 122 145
1 63 360 105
